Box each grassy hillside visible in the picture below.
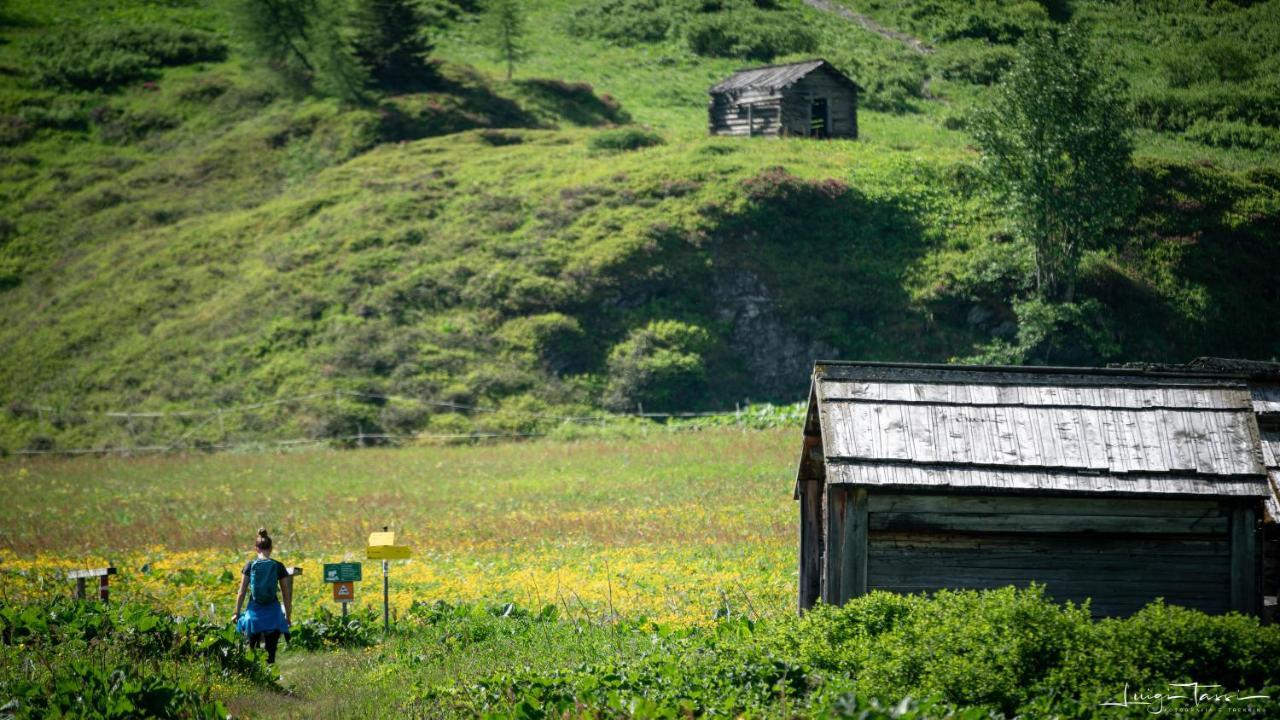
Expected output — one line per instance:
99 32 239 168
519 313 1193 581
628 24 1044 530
1 0 1279 452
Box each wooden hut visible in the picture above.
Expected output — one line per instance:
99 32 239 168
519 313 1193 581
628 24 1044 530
708 59 860 139
795 361 1270 617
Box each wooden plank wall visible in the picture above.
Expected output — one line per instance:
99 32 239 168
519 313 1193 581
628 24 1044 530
1264 524 1279 623
822 485 843 605
709 91 782 137
830 492 1247 617
788 74 857 138
709 72 858 138
798 479 823 610
1230 505 1259 615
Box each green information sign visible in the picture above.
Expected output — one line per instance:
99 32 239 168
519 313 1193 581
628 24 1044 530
323 562 362 583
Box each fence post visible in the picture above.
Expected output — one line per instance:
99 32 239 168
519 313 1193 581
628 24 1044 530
381 525 391 632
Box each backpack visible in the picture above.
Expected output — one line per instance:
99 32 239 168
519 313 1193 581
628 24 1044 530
249 558 280 605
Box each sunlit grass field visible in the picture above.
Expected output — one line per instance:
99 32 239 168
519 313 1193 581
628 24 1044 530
1 428 797 625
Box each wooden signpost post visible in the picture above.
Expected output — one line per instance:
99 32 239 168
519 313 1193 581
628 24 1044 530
323 562 362 617
367 527 411 632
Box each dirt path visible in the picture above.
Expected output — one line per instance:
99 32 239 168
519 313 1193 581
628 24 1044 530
802 0 935 56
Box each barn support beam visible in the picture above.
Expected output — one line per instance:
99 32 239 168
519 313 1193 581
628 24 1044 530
822 485 842 605
822 485 868 606
799 479 822 611
840 487 868 603
1231 505 1259 615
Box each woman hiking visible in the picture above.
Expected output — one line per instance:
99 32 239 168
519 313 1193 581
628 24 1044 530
232 528 292 664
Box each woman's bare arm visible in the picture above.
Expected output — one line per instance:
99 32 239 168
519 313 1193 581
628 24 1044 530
280 572 293 625
234 573 249 619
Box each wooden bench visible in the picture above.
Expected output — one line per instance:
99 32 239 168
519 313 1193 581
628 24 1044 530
67 567 116 601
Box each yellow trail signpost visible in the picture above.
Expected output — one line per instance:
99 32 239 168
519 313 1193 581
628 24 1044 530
367 528 412 631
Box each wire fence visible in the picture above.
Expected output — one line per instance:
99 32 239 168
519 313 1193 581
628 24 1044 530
11 389 804 458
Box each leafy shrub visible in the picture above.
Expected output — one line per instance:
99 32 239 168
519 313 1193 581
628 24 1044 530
1185 118 1280 152
963 296 1120 366
567 0 674 45
289 605 381 649
851 586 1090 715
903 0 1049 44
2 660 229 719
1134 83 1280 132
587 126 663 152
685 9 817 60
476 129 523 145
0 598 277 683
741 165 849 205
0 114 33 146
1161 39 1258 88
92 106 181 144
602 319 713 412
1 96 93 144
458 586 1280 718
496 313 589 374
932 40 1017 85
407 599 559 646
1045 601 1280 700
1246 166 1280 192
26 25 227 90
176 75 232 103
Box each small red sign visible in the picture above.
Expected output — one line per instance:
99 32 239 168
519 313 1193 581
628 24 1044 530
333 581 354 602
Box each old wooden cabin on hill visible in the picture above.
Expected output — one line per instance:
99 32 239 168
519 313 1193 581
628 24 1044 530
708 59 860 139
795 361 1276 618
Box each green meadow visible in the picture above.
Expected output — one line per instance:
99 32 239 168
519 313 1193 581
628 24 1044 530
4 429 1278 718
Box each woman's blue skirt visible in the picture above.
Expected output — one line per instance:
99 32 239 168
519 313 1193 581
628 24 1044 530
237 600 290 637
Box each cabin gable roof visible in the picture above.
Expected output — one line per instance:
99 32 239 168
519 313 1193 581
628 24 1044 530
709 58 862 96
800 361 1271 500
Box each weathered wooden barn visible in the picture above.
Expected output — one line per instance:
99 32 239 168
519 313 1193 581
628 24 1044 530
1123 357 1280 619
708 59 860 139
795 361 1271 617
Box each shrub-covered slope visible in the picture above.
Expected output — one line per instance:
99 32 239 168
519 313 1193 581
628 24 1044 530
1 0 1278 450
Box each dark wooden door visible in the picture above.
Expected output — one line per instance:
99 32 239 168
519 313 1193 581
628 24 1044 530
809 98 829 138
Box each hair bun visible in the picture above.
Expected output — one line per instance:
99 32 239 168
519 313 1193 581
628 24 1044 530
257 528 270 538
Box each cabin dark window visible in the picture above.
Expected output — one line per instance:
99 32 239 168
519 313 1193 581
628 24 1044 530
810 98 829 138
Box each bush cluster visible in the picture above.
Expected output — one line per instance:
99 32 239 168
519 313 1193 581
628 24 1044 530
566 0 676 45
0 598 279 718
888 0 1052 45
1134 82 1280 133
457 586 1280 718
602 319 713 412
1185 118 1280 152
586 126 664 153
931 40 1017 85
1160 39 1259 88
568 0 816 61
289 605 382 650
26 25 227 90
685 9 817 60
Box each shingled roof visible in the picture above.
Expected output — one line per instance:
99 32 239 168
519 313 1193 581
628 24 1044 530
709 58 861 94
797 361 1272 500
